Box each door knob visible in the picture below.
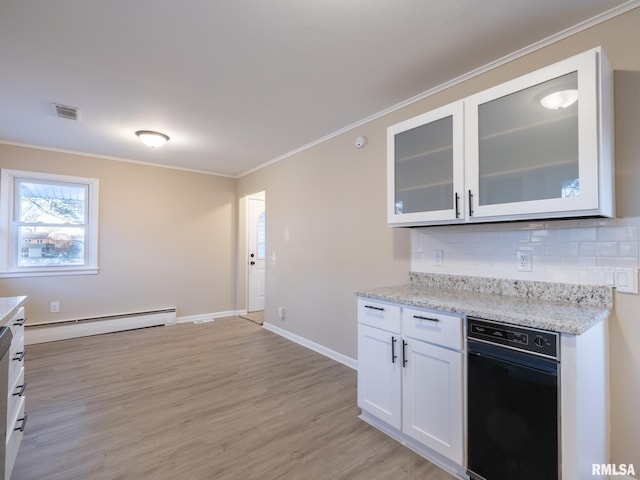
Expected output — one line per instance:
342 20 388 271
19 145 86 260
250 261 255 265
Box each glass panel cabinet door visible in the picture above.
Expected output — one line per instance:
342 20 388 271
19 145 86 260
465 48 611 220
387 102 464 226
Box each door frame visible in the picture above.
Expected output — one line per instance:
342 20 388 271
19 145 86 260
243 191 266 313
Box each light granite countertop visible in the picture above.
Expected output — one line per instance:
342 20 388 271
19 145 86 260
356 274 612 335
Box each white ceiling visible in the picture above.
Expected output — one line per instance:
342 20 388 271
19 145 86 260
0 1 635 177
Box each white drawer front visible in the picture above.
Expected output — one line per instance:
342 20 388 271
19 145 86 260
8 306 26 338
6 397 26 480
357 298 401 333
7 366 25 434
402 307 463 350
9 335 25 382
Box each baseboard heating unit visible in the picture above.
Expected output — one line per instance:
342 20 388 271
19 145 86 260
25 308 176 345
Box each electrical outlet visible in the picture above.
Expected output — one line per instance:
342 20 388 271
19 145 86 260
50 301 60 313
516 251 532 272
433 250 443 266
277 306 285 320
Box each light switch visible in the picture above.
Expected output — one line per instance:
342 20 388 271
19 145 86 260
617 270 628 288
603 268 615 286
615 268 638 294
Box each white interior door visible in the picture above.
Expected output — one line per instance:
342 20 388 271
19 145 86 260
247 197 265 312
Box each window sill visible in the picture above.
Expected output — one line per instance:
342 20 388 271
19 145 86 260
0 267 99 279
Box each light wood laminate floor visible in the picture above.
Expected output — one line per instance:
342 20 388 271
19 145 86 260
13 318 456 480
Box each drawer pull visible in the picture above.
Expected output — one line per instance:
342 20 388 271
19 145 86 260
13 317 27 327
14 414 28 433
13 382 27 397
391 336 397 363
13 350 26 362
413 315 439 323
402 340 408 367
364 305 385 312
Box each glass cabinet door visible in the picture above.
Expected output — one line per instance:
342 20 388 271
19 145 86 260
465 49 605 219
387 101 464 225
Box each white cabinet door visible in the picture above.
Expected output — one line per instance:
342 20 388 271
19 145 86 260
387 101 465 226
386 47 613 227
402 339 463 464
357 324 402 429
465 47 613 221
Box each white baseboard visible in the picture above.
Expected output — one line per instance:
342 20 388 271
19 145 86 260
262 322 357 370
176 310 243 324
25 309 176 344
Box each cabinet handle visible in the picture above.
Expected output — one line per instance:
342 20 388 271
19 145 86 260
455 192 460 218
413 315 439 323
391 336 397 363
402 340 408 367
13 350 26 362
468 190 474 217
14 414 28 433
13 316 27 327
13 382 27 397
364 305 384 312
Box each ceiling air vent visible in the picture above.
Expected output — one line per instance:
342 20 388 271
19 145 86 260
53 103 80 121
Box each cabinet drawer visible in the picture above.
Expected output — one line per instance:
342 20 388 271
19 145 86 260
402 307 463 350
7 366 25 434
9 335 25 382
6 397 26 480
8 306 26 338
357 298 401 333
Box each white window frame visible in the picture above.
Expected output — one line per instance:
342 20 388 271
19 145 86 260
0 169 99 278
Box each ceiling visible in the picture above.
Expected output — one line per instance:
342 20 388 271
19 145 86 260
0 1 635 177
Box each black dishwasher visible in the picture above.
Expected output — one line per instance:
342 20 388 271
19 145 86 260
467 317 559 480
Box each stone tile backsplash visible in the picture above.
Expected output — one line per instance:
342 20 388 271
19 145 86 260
410 217 640 286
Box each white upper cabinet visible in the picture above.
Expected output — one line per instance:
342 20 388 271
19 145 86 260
387 47 614 227
388 102 465 226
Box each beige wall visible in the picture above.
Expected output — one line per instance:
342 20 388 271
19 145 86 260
0 144 238 321
238 134 411 356
238 7 640 468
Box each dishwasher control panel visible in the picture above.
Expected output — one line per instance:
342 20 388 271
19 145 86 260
467 317 558 359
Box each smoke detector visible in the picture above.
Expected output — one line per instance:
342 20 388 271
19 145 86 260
53 103 80 121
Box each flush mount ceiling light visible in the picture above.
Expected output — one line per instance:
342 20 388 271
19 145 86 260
135 130 170 148
539 89 579 110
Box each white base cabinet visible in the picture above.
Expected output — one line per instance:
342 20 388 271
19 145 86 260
1 298 27 480
357 298 465 477
402 338 463 463
357 323 402 429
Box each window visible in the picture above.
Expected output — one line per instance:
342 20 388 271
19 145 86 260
0 169 99 277
256 211 266 260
